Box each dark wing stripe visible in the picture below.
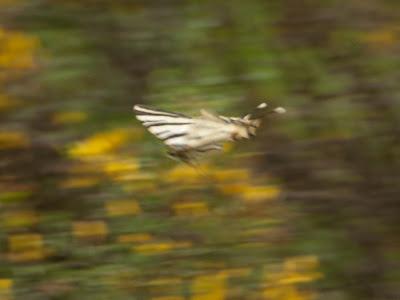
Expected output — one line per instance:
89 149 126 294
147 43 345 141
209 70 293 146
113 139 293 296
133 104 192 147
144 122 193 128
161 133 187 141
136 112 185 118
195 144 222 152
195 142 222 152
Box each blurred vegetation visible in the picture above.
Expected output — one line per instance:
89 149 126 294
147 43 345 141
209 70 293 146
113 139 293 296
1 0 400 299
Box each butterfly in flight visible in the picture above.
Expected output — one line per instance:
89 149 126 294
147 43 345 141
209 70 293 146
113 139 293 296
133 102 286 165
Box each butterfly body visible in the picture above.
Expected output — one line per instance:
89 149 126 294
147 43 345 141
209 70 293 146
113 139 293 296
133 103 285 164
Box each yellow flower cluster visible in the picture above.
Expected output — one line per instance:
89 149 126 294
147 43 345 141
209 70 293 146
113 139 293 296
72 221 108 241
360 26 398 49
66 133 143 189
68 128 133 158
164 166 252 185
133 242 174 255
0 27 39 70
102 157 140 181
263 255 323 300
172 201 209 216
105 199 141 217
214 169 281 203
7 233 47 262
163 164 209 184
0 131 29 149
240 185 281 203
133 240 192 255
164 165 281 203
60 176 101 189
0 278 13 300
191 272 227 300
117 233 152 244
0 279 12 290
212 168 250 182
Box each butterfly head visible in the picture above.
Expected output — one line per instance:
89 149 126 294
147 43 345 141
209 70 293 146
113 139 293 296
238 102 286 138
228 117 260 140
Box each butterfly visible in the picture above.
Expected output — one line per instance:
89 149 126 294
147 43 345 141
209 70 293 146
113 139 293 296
133 102 286 164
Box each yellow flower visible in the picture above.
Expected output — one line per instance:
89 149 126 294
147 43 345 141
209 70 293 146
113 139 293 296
283 256 320 273
72 221 108 240
52 111 88 125
361 28 397 49
191 272 227 300
241 185 281 203
133 242 174 255
102 157 140 181
263 284 314 300
212 168 250 182
0 131 29 149
117 233 152 244
262 255 323 300
60 176 101 189
0 278 13 300
3 210 38 228
105 200 141 217
8 233 43 253
163 164 209 184
0 28 39 70
7 233 46 262
0 278 13 290
172 201 208 216
217 183 247 196
68 128 132 158
280 256 323 284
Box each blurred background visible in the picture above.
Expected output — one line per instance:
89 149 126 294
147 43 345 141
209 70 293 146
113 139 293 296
1 1 400 299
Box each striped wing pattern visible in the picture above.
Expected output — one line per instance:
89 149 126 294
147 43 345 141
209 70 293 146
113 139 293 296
133 105 196 150
133 105 236 153
132 102 285 163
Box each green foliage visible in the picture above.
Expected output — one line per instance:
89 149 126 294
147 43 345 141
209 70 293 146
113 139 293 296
1 0 400 299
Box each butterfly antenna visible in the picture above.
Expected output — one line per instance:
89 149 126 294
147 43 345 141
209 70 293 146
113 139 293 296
245 102 286 120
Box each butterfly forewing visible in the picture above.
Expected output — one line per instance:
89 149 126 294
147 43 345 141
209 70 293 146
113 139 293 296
134 105 197 150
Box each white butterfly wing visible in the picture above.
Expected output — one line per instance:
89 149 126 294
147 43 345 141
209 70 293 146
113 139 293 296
133 105 195 150
134 105 244 155
133 102 285 163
